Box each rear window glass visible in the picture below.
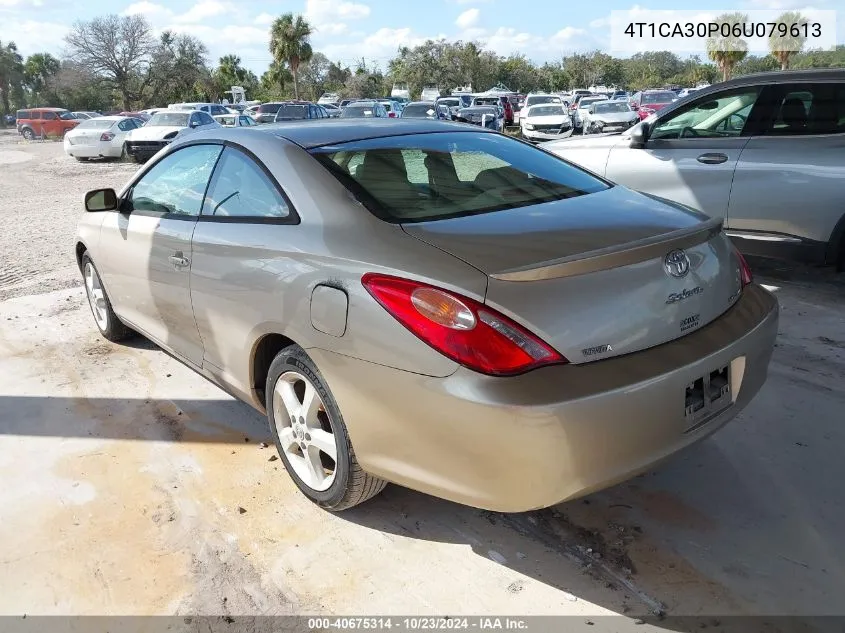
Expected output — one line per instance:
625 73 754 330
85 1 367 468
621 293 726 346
16 110 30 119
341 105 377 118
77 119 114 129
275 104 307 119
642 92 676 104
401 104 435 118
258 103 283 114
310 132 609 223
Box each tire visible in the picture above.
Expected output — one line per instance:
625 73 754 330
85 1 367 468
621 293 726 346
81 252 131 342
21 128 34 140
75 157 87 162
266 345 387 511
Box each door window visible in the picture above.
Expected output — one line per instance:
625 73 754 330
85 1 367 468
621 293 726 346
41 112 57 120
764 83 845 136
650 88 760 140
201 147 291 219
197 112 216 125
130 144 222 216
117 119 135 131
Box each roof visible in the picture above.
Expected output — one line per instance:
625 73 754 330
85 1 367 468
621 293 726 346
260 118 492 149
21 107 67 111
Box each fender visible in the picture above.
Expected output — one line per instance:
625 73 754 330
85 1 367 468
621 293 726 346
824 211 845 267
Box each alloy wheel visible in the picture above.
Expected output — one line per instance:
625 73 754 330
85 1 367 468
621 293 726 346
272 371 339 492
84 262 108 331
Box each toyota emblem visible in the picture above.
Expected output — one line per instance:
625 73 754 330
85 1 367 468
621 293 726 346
664 249 690 278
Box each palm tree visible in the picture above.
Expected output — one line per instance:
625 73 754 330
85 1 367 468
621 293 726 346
769 11 808 70
706 12 749 82
0 40 25 121
269 13 313 100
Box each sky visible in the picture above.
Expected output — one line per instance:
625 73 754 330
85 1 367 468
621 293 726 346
1 0 843 77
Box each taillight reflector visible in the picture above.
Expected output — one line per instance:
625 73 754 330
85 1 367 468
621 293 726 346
735 248 753 288
362 273 567 376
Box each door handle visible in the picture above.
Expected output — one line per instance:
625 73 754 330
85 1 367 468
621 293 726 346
168 253 189 268
697 153 728 165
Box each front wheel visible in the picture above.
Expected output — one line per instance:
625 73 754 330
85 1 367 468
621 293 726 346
21 128 34 140
266 345 387 511
81 253 131 342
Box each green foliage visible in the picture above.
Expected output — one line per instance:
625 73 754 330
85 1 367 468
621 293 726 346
706 12 750 81
768 11 808 70
0 40 25 119
270 13 314 99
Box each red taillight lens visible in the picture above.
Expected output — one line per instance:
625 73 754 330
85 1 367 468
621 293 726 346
100 132 115 141
362 273 567 376
388 112 396 118
735 248 753 288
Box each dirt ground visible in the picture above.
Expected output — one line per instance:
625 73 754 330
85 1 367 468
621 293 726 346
1 135 844 632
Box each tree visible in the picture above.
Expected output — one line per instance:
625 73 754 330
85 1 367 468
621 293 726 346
261 62 293 99
769 11 808 70
147 31 212 105
214 54 259 100
297 52 331 101
269 13 313 100
706 12 749 81
0 40 24 120
64 14 154 110
24 53 60 106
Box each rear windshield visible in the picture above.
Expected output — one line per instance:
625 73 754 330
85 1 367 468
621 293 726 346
77 119 115 129
402 104 435 118
310 132 609 223
275 104 307 119
642 91 676 104
258 103 283 114
525 95 561 107
341 105 377 118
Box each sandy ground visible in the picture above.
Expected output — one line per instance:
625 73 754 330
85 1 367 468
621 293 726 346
1 138 844 632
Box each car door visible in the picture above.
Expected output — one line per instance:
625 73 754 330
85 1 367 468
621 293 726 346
97 144 223 365
727 81 845 250
41 111 59 136
604 86 763 220
189 145 297 398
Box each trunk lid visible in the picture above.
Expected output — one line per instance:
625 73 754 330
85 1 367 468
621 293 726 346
402 186 743 363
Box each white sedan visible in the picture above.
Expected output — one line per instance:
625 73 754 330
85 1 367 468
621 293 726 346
63 116 144 161
520 103 573 142
213 113 259 127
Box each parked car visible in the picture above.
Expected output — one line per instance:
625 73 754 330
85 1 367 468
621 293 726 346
612 91 628 100
571 96 606 131
456 101 503 131
244 105 260 117
434 97 464 119
582 100 640 135
420 85 441 101
169 102 233 116
273 102 330 122
254 102 288 123
16 107 80 139
318 92 340 105
124 109 220 163
340 101 389 118
376 99 404 118
3 113 16 125
541 69 845 269
629 90 678 120
119 111 151 122
323 104 342 118
518 93 562 123
75 120 777 513
213 113 259 127
72 111 102 120
399 101 450 120
676 88 701 99
520 102 573 142
64 115 144 161
339 99 355 108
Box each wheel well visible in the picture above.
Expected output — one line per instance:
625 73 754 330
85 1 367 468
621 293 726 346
75 242 87 271
252 333 296 409
829 212 845 269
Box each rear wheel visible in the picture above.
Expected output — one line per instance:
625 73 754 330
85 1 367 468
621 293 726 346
266 345 387 511
81 253 131 342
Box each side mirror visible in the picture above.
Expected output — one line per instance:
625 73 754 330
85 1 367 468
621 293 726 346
85 188 118 212
629 122 650 149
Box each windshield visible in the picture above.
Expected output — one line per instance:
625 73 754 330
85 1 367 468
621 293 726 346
275 105 307 119
643 92 676 104
310 132 609 223
58 111 75 120
77 119 114 129
526 96 561 107
527 105 566 116
579 98 604 108
148 112 190 126
594 102 632 114
402 104 435 118
341 105 377 118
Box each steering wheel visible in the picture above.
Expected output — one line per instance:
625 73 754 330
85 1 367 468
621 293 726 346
726 113 747 132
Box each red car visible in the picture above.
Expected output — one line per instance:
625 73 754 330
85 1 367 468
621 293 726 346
498 96 515 126
629 89 677 120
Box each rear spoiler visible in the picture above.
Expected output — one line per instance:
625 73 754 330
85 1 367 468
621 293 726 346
490 216 724 282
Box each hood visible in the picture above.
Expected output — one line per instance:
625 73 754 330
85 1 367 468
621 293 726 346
593 111 638 123
127 125 184 141
401 185 707 273
524 114 570 124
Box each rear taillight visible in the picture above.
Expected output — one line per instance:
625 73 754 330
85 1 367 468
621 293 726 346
388 112 396 118
735 247 753 288
362 273 567 376
100 132 115 141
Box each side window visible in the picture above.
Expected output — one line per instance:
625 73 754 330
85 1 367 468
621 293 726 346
199 112 215 125
400 149 428 184
201 147 291 219
31 111 41 119
188 113 200 127
130 145 222 216
765 83 845 136
117 119 134 131
239 116 251 126
650 88 760 140
42 111 57 120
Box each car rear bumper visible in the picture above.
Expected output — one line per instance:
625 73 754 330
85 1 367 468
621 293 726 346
309 284 778 512
64 139 122 158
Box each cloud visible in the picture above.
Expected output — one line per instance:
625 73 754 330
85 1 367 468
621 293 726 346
306 0 370 23
121 1 172 19
0 18 69 54
315 23 349 36
122 0 235 24
455 8 480 29
455 0 492 4
172 0 235 23
253 12 274 26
